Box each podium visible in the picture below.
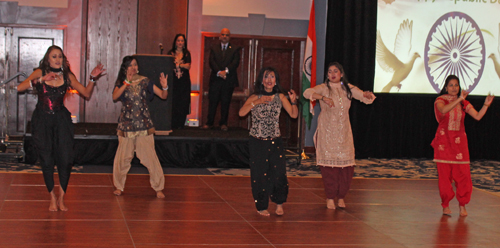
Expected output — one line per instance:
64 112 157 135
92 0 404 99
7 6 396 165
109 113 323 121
133 54 174 134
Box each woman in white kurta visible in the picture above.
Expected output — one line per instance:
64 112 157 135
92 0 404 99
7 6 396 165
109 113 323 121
303 62 375 209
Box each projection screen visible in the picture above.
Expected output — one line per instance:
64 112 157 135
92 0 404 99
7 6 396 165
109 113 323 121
375 0 500 95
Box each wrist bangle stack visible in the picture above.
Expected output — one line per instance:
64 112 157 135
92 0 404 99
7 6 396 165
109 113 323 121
162 85 168 91
123 80 131 86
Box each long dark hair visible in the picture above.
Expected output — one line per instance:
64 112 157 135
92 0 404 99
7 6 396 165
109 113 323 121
439 75 461 96
325 62 352 100
115 56 137 87
253 67 284 95
38 45 73 80
168 34 189 56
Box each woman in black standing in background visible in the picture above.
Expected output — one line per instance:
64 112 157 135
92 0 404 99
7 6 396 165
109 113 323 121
168 34 191 129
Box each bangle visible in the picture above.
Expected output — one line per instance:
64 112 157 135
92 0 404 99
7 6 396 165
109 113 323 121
90 75 97 82
123 80 131 86
162 86 168 91
321 96 325 101
291 102 297 105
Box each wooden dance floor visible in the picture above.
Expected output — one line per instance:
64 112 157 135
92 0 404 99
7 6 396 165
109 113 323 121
1 172 500 247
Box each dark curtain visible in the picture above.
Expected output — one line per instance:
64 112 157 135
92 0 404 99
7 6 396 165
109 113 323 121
24 136 249 168
325 1 500 160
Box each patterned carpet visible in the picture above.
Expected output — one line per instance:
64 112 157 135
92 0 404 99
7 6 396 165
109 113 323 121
1 156 499 193
209 158 500 193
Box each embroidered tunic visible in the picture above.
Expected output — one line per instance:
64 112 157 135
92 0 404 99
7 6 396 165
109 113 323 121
304 82 374 167
116 76 155 138
249 94 282 139
431 94 472 164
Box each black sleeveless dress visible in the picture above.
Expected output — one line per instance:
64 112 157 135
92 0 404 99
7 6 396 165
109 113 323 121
31 73 74 193
170 50 192 129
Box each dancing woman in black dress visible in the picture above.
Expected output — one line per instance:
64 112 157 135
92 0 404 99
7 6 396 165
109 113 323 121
17 45 105 211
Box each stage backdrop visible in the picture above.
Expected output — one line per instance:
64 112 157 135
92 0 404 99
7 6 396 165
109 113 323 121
375 0 500 95
325 0 500 160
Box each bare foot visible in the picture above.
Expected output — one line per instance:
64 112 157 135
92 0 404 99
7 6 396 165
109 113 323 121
443 206 452 215
275 204 284 216
156 190 165 199
113 189 122 196
338 198 346 208
257 210 270 216
49 191 58 212
459 206 468 217
326 199 335 209
58 187 68 211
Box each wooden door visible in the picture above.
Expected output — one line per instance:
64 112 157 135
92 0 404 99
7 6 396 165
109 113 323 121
254 38 303 148
0 26 63 136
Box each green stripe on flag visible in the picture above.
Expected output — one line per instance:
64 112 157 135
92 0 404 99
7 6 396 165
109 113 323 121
301 73 313 129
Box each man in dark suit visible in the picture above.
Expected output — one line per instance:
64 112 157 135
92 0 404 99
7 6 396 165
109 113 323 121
201 28 240 131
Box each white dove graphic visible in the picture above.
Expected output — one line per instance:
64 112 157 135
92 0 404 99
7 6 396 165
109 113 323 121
377 19 420 92
489 23 500 80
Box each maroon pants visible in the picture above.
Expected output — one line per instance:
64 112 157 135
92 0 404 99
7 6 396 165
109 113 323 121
437 162 472 207
320 166 354 199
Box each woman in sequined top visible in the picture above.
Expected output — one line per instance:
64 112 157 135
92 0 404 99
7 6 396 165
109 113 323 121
239 67 298 216
17 45 105 211
431 75 493 217
112 56 168 198
303 62 375 210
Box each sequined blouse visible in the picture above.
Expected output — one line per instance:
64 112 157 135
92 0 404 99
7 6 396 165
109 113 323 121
249 93 282 139
116 76 155 138
303 82 374 167
34 74 69 114
431 94 472 164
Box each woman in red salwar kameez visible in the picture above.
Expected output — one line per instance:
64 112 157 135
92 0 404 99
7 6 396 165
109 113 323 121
431 75 493 217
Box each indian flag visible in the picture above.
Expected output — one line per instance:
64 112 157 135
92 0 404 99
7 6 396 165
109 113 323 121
301 0 316 129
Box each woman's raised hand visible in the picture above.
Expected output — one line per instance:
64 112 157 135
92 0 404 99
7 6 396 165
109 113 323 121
259 95 274 104
90 63 106 78
363 91 375 100
485 93 494 106
288 89 297 104
159 72 168 88
322 96 334 108
460 90 469 100
41 72 59 82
